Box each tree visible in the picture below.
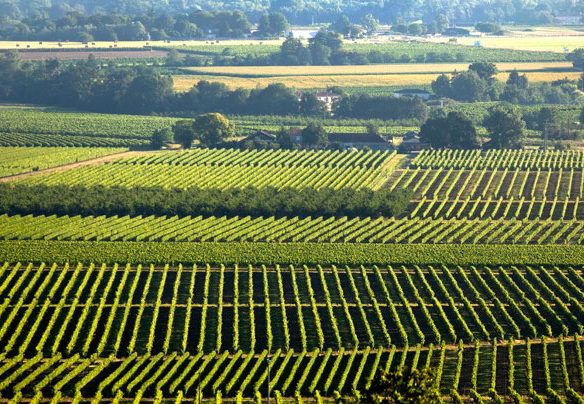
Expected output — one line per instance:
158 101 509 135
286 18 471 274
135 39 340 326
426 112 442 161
331 15 351 36
475 22 501 33
484 105 525 149
507 70 528 89
299 93 327 117
420 112 480 149
193 113 236 147
258 12 289 37
302 123 327 146
449 71 489 102
151 128 173 149
364 368 441 404
469 62 497 82
361 14 379 34
173 120 197 149
568 48 584 70
431 74 451 98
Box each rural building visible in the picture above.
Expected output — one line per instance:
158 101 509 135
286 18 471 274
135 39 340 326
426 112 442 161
328 133 394 150
399 131 425 152
289 128 304 144
315 91 342 111
394 88 432 100
285 30 318 39
239 130 278 147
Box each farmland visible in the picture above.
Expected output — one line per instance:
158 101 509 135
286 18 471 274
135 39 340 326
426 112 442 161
0 147 127 177
1 17 584 399
0 145 583 402
174 70 580 91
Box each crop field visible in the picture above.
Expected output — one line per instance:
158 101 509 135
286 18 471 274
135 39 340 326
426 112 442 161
0 107 176 148
174 70 580 91
0 147 583 402
0 262 583 353
182 62 573 77
428 33 584 53
0 107 421 147
0 261 582 401
19 149 398 190
1 338 581 400
3 214 584 245
0 147 127 177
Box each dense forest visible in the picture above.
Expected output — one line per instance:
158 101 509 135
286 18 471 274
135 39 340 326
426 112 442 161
0 0 582 41
1 0 581 24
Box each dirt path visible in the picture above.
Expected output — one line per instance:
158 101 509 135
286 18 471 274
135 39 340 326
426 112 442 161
0 150 157 183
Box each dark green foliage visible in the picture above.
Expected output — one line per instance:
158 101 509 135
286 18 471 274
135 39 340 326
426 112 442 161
483 104 525 148
257 12 289 37
301 123 327 146
364 368 441 404
475 22 502 33
420 112 480 149
0 184 413 219
150 128 173 149
334 95 428 121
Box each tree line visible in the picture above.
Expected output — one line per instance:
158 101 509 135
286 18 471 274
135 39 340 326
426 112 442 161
0 184 413 219
0 52 428 121
432 62 582 105
0 0 577 36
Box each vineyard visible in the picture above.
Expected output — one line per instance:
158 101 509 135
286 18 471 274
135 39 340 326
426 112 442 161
0 147 127 177
20 148 398 190
0 339 581 401
0 262 582 401
2 214 584 244
0 148 583 402
0 262 582 353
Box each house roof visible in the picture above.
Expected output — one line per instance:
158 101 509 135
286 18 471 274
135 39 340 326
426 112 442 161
329 133 389 144
315 91 342 98
395 88 431 95
242 130 277 142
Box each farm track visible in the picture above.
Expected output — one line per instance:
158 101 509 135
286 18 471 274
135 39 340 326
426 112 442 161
0 150 159 183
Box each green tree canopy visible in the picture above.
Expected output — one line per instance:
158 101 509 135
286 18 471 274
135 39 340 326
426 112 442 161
484 104 525 149
364 368 441 404
193 113 236 147
420 112 480 149
302 123 327 146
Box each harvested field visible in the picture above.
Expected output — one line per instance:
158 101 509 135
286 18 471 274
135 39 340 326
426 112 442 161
7 50 168 61
174 70 581 91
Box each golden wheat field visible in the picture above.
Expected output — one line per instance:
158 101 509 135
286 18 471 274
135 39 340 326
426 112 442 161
174 70 581 91
183 61 573 76
423 27 584 52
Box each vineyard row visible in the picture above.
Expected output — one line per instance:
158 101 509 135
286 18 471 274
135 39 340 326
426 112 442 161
0 338 582 401
0 262 582 356
2 214 584 244
412 149 584 170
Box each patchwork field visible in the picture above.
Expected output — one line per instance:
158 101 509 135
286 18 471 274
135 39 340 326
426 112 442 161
0 147 583 402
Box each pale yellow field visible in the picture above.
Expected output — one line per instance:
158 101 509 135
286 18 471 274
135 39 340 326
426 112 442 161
174 71 582 91
184 61 573 76
432 36 584 52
